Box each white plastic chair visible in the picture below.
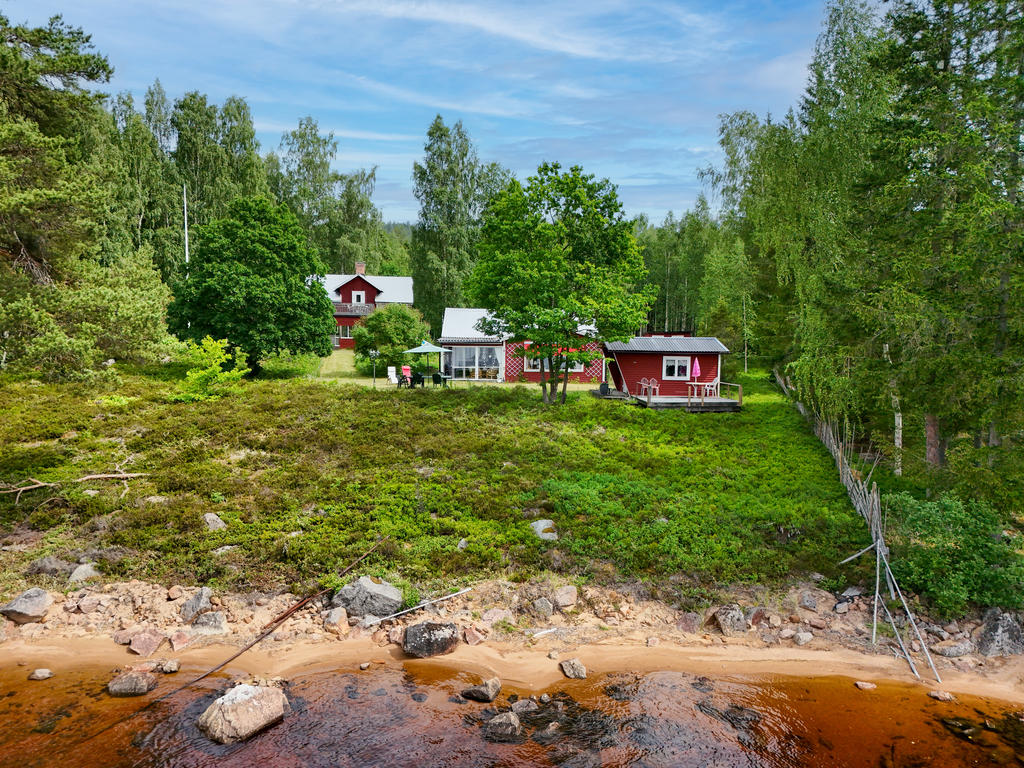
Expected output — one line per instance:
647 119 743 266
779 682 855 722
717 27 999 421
387 366 398 385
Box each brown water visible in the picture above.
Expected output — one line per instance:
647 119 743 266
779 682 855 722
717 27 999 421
1 661 1021 768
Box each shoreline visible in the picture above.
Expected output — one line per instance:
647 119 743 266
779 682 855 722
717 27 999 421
2 576 1022 707
3 631 1023 706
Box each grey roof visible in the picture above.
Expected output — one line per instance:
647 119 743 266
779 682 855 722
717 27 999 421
605 336 730 354
319 274 413 304
439 307 503 344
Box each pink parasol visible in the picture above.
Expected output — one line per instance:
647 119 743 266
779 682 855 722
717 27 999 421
691 357 701 379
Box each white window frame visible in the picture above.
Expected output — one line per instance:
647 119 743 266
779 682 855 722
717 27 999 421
351 290 366 304
662 356 690 380
337 324 353 338
524 356 584 373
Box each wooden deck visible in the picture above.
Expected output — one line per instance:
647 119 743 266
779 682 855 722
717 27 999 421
593 381 742 412
631 395 741 412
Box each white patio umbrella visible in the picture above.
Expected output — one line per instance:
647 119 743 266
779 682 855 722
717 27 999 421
402 340 449 378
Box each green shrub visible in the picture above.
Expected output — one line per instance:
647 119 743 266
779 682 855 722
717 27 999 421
885 492 1024 618
168 337 249 402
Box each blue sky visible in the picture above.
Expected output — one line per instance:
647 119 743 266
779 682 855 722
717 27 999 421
6 0 826 223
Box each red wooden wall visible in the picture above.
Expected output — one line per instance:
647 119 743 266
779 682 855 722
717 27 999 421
607 352 720 396
333 276 379 305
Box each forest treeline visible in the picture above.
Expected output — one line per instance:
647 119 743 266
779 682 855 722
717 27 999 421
1 3 1021 516
638 0 1022 513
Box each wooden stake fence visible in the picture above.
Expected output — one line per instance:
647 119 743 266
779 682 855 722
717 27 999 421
775 371 941 682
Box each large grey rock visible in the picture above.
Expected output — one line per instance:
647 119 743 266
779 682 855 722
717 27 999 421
932 638 976 658
798 592 818 612
553 585 578 608
68 563 100 583
977 610 1023 657
28 668 53 681
483 712 521 740
108 670 158 696
0 587 53 624
197 684 289 744
462 677 501 702
530 519 558 541
713 604 748 637
560 658 587 679
331 576 403 619
794 631 814 646
191 611 229 636
533 597 554 618
403 622 459 658
181 587 213 623
25 556 75 578
204 513 227 531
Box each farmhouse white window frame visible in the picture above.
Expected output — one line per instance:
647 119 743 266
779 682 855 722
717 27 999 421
662 356 691 380
351 290 366 304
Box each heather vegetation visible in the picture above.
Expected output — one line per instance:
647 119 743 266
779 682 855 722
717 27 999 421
0 369 866 601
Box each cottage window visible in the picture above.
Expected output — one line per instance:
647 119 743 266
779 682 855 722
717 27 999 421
451 346 501 380
524 357 584 373
663 356 690 380
337 325 352 338
351 291 366 304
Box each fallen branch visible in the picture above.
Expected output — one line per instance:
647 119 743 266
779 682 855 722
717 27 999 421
74 473 148 482
0 478 57 504
1 472 150 504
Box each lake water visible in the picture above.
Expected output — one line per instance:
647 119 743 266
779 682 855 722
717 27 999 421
1 661 1021 767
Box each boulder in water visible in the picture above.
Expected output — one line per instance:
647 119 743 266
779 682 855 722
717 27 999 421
108 670 158 696
482 712 521 741
197 684 289 744
462 677 501 702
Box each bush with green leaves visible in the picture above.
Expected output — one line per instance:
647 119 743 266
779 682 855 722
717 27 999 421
352 303 432 375
169 337 249 402
885 492 1024 618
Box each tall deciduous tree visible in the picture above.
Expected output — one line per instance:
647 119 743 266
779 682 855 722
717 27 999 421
411 115 508 332
167 197 335 371
268 116 401 275
471 163 654 404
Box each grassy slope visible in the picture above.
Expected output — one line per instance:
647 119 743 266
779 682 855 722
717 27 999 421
0 368 869 601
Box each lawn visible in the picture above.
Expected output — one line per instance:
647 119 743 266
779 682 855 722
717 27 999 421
0 366 869 602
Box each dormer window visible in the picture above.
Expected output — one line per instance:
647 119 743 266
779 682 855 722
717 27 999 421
352 291 365 304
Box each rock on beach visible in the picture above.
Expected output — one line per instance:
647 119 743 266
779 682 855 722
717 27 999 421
402 622 459 658
331 576 403 619
0 588 53 624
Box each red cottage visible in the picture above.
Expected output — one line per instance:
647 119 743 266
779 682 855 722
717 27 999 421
437 308 605 384
319 262 414 348
605 336 740 411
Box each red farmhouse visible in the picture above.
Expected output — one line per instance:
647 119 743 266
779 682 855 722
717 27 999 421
438 308 604 383
605 336 730 397
320 262 414 348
